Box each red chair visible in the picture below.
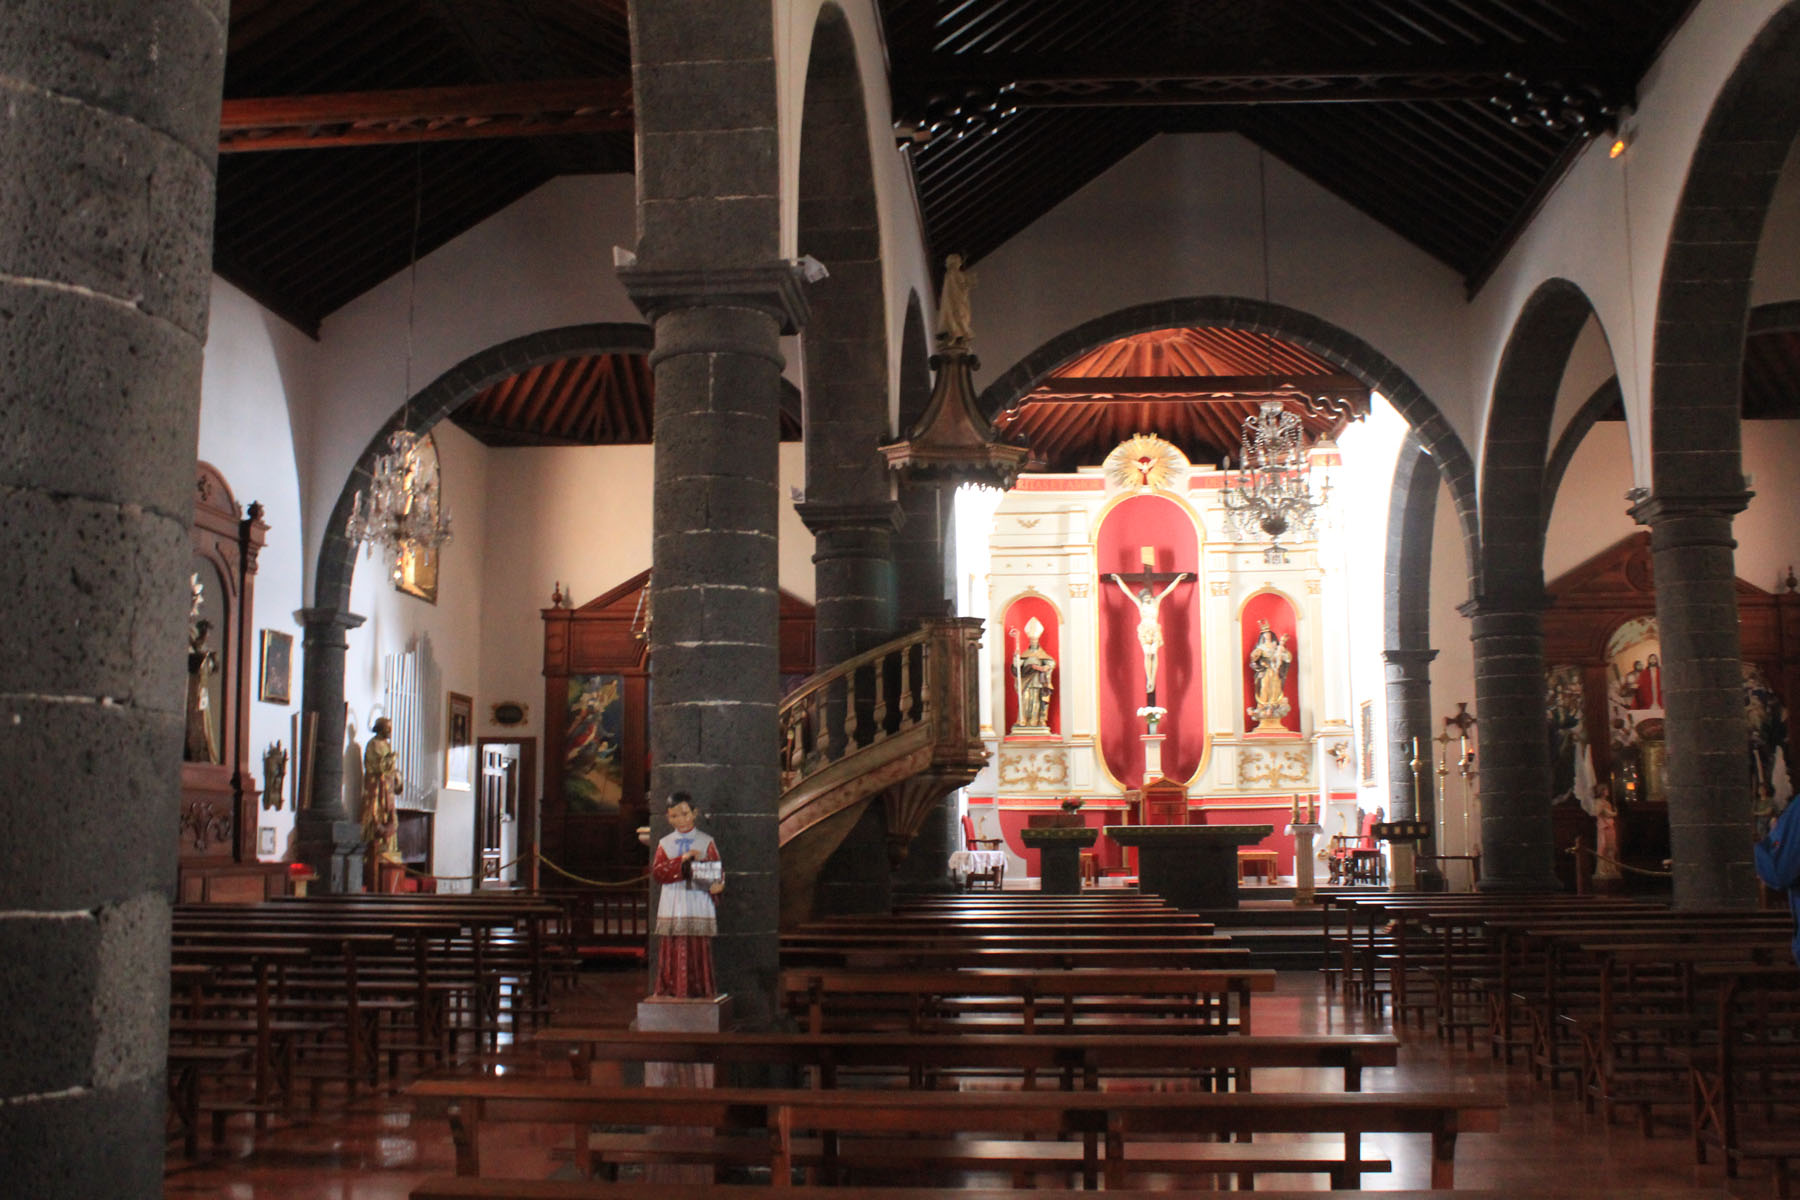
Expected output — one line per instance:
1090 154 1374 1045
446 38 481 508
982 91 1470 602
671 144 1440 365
960 813 1005 891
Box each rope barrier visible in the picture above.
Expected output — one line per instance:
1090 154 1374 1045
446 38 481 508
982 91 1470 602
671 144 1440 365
380 850 651 889
1563 839 1674 879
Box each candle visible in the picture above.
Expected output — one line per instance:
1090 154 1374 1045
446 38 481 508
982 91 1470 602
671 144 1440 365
1291 795 1300 822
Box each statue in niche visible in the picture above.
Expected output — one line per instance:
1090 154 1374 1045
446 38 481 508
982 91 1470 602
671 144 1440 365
1247 620 1294 729
184 574 221 764
650 792 725 998
1009 616 1056 734
361 717 403 888
1108 571 1188 701
935 254 976 351
1591 780 1622 882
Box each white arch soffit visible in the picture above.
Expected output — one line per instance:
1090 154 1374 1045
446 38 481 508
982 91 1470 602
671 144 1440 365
1467 0 1791 490
776 0 936 420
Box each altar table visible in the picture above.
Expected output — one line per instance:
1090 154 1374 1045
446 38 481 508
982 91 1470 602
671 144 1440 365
1106 825 1275 910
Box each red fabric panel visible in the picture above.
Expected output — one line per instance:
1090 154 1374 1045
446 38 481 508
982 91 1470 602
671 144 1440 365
1196 803 1298 875
1241 590 1302 734
1096 495 1204 789
999 595 1062 736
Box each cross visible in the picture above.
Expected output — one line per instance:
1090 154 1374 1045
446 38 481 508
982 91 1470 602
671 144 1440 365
1111 545 1186 592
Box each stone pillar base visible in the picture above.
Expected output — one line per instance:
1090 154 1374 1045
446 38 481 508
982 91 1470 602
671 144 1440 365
296 812 365 894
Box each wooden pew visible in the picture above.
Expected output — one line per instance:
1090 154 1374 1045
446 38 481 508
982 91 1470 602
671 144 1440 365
782 966 1274 1034
411 1184 1717 1200
409 1079 1503 1189
1685 962 1800 1184
535 1028 1401 1091
781 943 1251 971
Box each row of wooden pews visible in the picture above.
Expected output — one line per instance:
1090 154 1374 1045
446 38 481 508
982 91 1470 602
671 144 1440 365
1324 889 1800 1190
407 889 1506 1195
165 890 569 1157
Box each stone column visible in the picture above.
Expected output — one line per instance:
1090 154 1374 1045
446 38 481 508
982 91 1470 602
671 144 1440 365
891 484 960 894
1463 599 1560 891
622 266 807 1030
1382 648 1440 839
0 2 225 1194
1633 493 1756 908
295 606 367 892
799 501 902 666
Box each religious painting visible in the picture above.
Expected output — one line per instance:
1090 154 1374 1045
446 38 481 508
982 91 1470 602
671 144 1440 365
1746 662 1791 835
1240 590 1300 735
257 629 292 705
1605 616 1664 805
1001 594 1060 738
1545 665 1586 804
444 691 474 792
564 674 624 814
393 434 443 603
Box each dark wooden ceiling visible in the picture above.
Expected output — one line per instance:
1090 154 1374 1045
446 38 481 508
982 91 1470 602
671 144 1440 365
994 328 1369 471
448 352 803 448
883 0 1698 291
217 0 632 335
220 1 1701 334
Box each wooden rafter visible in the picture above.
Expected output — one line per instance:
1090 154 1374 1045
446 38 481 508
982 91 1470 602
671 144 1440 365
219 78 633 152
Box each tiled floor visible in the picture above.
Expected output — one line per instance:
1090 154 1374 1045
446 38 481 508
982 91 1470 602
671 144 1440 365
162 968 1762 1197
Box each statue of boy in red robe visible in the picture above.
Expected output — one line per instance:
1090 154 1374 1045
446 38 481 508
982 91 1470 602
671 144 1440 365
650 792 725 998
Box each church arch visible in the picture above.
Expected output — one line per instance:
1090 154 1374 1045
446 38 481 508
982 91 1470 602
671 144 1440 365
795 1 897 669
312 322 653 614
977 296 1480 598
1382 434 1441 836
1639 1 1800 906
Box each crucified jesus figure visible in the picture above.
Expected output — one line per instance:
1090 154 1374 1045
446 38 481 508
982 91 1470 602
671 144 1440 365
1108 572 1188 700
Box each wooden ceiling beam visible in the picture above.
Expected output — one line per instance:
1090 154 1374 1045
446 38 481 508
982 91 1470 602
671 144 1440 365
1030 373 1366 397
220 78 633 152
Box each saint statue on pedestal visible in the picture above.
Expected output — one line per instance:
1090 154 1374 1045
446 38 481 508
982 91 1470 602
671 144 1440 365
361 717 403 889
1248 621 1294 729
1010 617 1056 733
935 254 976 351
650 792 725 998
1108 571 1188 700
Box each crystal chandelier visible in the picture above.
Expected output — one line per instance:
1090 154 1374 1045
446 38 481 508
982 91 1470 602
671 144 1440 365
344 141 452 584
346 429 453 584
1220 399 1327 564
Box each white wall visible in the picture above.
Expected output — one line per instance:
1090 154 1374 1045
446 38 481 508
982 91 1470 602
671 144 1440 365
1546 317 1622 458
476 442 816 761
966 133 1476 449
301 175 647 593
1428 474 1480 868
1546 420 1800 588
342 421 489 888
197 278 320 860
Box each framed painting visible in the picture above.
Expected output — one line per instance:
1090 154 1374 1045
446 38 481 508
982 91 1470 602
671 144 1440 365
445 691 474 791
258 629 292 704
563 674 624 814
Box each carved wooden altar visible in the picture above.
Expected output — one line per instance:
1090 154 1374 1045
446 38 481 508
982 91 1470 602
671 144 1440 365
177 463 290 902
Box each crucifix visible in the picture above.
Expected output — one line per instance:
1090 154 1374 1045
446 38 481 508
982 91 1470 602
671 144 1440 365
1107 545 1189 718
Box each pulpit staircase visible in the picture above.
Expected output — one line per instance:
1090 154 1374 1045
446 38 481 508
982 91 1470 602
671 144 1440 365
777 618 987 924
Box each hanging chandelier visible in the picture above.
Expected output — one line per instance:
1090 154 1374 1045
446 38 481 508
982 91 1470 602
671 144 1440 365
346 429 453 585
345 140 452 585
1220 399 1327 564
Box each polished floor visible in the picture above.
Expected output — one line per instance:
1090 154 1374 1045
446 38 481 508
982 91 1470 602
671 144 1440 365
163 968 1762 1198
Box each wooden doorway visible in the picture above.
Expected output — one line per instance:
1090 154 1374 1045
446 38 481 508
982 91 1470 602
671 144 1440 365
474 737 536 886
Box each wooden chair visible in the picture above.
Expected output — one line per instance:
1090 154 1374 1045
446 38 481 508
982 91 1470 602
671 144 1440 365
959 814 1005 891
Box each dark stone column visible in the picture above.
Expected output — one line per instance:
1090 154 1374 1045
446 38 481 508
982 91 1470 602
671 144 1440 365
1382 649 1440 829
887 483 958 895
622 266 807 1029
1464 599 1560 891
799 501 902 665
295 606 367 892
0 1 225 1193
1633 493 1756 908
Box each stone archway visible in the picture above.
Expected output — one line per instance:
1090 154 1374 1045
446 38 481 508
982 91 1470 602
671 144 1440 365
978 296 1481 593
795 1 897 670
1472 278 1618 891
1641 1 1800 906
297 323 652 889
